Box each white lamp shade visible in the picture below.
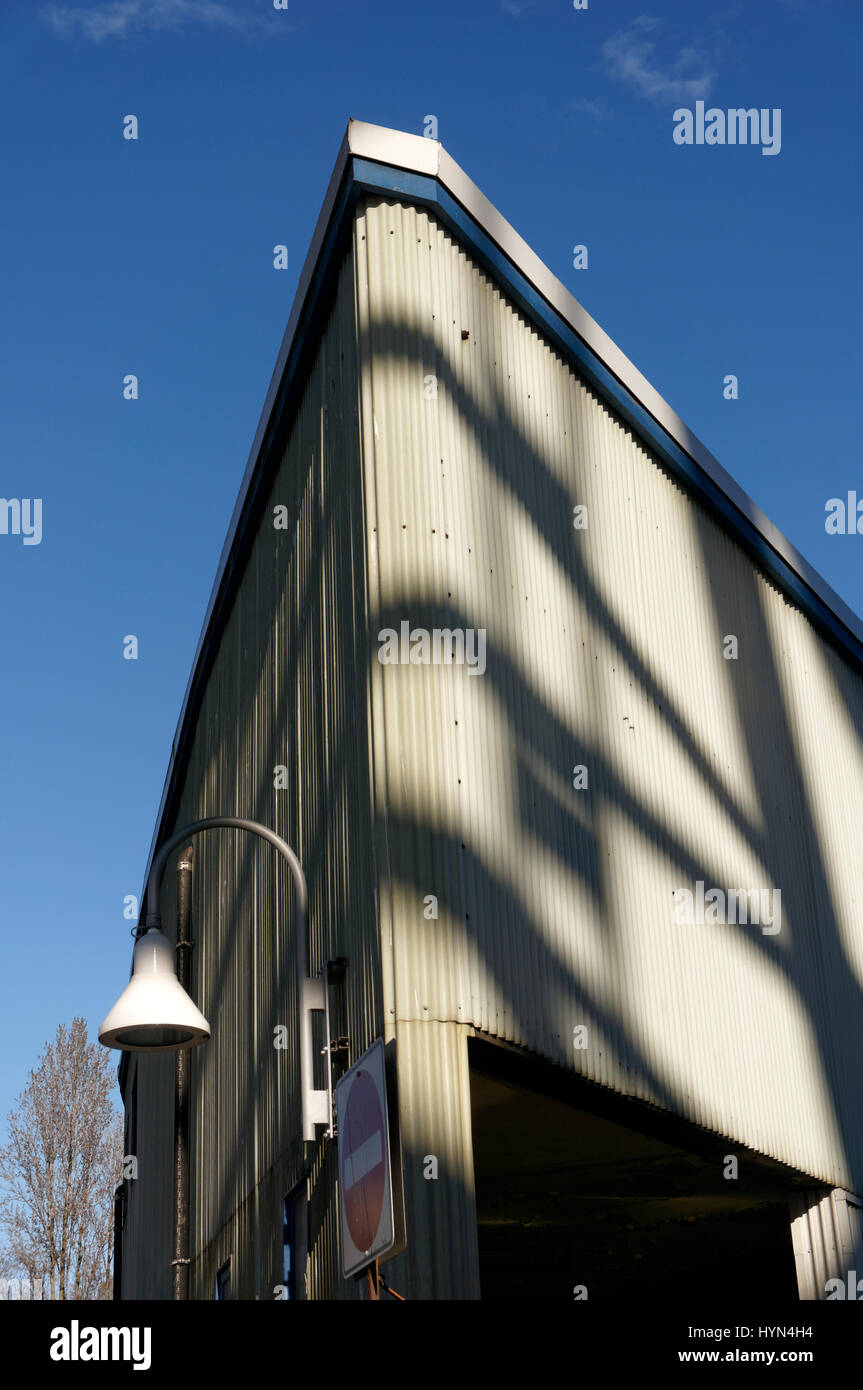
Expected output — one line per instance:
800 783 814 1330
99 929 211 1052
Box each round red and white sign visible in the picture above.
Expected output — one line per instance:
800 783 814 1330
341 1068 386 1253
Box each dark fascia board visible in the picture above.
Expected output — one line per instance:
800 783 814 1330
137 118 863 922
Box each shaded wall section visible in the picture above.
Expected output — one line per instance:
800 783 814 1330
122 248 381 1299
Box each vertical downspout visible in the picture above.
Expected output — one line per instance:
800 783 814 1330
112 1182 124 1300
172 846 194 1300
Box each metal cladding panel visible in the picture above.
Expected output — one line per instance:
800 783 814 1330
356 195 863 1194
790 1190 863 1300
381 1020 481 1299
118 1052 174 1300
124 249 381 1300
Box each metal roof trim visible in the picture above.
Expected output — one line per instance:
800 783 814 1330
138 117 862 913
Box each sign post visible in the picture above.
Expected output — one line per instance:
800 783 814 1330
336 1038 404 1282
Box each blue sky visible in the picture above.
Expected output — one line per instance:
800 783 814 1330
0 0 860 1132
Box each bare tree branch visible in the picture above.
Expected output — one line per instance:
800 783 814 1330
0 1018 123 1300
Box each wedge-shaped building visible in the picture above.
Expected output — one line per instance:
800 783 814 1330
116 121 863 1302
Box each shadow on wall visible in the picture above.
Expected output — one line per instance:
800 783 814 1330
363 296 863 1211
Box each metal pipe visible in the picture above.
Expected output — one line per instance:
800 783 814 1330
172 846 194 1302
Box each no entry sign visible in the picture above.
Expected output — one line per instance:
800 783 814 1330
336 1039 400 1277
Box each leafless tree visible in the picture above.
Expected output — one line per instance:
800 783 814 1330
0 1017 123 1299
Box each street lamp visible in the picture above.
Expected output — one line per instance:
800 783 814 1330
101 816 334 1301
98 926 210 1051
100 815 331 1141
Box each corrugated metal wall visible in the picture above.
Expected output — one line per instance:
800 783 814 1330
380 1020 481 1299
790 1189 863 1299
119 1050 174 1298
355 193 863 1199
122 247 381 1299
125 186 863 1302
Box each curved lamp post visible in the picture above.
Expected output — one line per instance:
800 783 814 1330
99 816 331 1142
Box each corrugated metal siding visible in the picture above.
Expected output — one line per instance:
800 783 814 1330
123 247 380 1299
355 193 863 1195
125 186 863 1301
790 1189 863 1299
119 1050 174 1299
382 1020 481 1299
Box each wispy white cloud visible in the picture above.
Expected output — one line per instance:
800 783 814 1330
46 0 279 42
566 97 611 123
602 16 714 104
